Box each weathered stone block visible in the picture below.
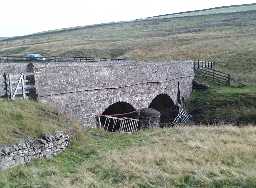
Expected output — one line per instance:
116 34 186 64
138 108 161 129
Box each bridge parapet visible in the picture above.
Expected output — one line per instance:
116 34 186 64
33 60 193 97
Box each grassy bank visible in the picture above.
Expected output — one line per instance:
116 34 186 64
188 86 256 124
0 96 256 187
0 99 75 144
0 127 256 187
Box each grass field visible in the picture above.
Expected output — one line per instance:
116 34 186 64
0 99 75 144
0 4 256 84
1 127 256 187
0 99 255 187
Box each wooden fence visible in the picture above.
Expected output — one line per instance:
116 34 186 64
193 60 216 69
193 60 231 86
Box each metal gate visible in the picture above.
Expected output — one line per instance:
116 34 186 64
4 73 36 100
96 115 140 133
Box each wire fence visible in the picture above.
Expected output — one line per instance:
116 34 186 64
95 106 192 133
96 115 140 133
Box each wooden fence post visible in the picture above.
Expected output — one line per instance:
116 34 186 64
3 73 8 97
22 74 26 99
227 74 231 86
8 74 13 99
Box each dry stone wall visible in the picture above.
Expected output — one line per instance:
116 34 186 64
0 131 70 171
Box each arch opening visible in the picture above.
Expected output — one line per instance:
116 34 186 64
149 94 179 125
99 102 138 132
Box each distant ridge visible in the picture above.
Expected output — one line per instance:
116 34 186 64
148 3 256 19
2 3 256 41
0 3 256 84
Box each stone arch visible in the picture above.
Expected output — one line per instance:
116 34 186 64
99 102 138 132
102 102 137 118
149 94 179 125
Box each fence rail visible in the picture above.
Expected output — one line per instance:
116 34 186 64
193 60 215 70
193 60 231 86
95 106 192 133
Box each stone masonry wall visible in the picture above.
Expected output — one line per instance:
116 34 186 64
0 131 70 171
33 60 194 127
0 60 194 127
33 61 193 96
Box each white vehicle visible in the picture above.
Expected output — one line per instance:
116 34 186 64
24 53 46 61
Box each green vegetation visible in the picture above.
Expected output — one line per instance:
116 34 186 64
0 98 255 187
0 99 75 144
1 127 256 187
0 4 256 84
188 85 256 124
1 4 256 187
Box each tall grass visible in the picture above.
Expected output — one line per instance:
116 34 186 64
0 127 256 187
0 99 75 144
188 86 256 124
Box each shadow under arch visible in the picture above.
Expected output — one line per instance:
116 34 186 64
149 94 179 125
99 102 138 132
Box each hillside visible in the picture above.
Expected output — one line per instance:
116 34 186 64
1 127 256 187
150 3 256 19
0 99 75 144
0 91 255 187
188 86 256 124
0 4 256 84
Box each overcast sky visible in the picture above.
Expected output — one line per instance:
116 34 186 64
0 0 255 37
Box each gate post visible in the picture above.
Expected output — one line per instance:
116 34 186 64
3 73 8 97
22 74 26 99
227 74 231 86
8 74 13 100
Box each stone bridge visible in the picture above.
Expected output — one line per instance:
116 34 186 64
0 60 194 127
